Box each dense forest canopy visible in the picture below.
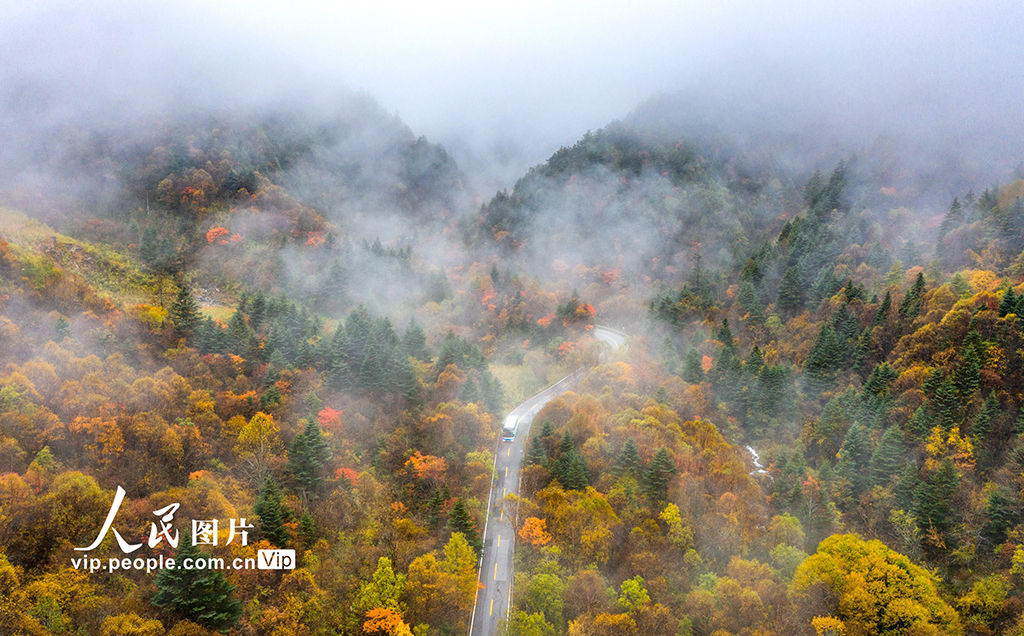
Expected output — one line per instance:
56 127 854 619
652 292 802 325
1 74 1024 636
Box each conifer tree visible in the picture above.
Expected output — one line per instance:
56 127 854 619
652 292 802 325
643 447 676 502
973 394 998 470
805 325 845 383
913 458 959 535
716 319 735 351
660 335 682 375
426 489 443 528
898 273 926 320
873 290 892 326
402 318 430 361
288 415 331 497
171 284 202 341
870 426 906 487
999 286 1018 317
555 432 576 484
526 435 547 466
152 533 242 632
448 499 481 554
682 348 705 383
299 512 316 549
836 422 871 495
618 438 641 477
566 455 589 491
254 478 289 548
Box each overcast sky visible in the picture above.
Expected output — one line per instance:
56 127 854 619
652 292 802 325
2 0 1023 185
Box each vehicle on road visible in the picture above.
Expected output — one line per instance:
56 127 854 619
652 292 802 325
501 414 518 441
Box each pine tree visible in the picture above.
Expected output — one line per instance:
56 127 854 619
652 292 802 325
682 348 705 383
402 318 430 361
716 319 735 351
870 426 906 487
288 415 331 497
171 284 202 341
526 435 547 466
555 432 576 484
426 488 444 528
999 286 1018 317
566 455 589 491
299 512 316 549
541 420 554 438
746 346 764 373
836 422 871 495
913 458 959 534
737 280 764 324
448 499 481 554
643 448 676 502
660 335 682 375
152 534 242 632
254 478 289 548
615 439 641 480
898 273 926 321
805 325 845 383
862 362 898 404
973 394 998 470
873 290 892 326
778 264 802 315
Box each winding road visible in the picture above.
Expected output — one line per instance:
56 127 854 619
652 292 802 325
467 325 626 636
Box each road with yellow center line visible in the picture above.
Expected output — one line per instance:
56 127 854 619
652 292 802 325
467 326 626 635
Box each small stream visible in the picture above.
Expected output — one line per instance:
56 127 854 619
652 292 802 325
746 445 771 478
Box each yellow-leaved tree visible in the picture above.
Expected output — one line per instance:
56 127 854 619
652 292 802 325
793 534 962 636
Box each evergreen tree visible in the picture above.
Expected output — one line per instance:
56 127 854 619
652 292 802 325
152 534 242 632
737 280 764 324
836 421 871 495
808 265 842 305
566 455 590 491
299 512 316 549
288 415 332 497
426 488 444 528
999 286 1018 317
643 447 676 502
659 335 681 375
526 435 547 466
618 438 642 476
973 394 998 470
862 362 898 405
805 325 845 383
898 273 927 321
254 478 289 548
716 319 735 351
775 451 808 512
171 284 202 341
555 432 576 484
540 420 555 438
402 318 430 361
913 458 959 535
873 290 892 326
870 426 906 487
682 348 705 383
448 499 481 554
778 266 802 315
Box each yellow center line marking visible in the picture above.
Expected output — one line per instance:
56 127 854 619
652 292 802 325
494 563 498 580
504 467 508 478
497 534 501 547
507 446 511 457
500 509 504 521
489 599 494 616
502 487 506 497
